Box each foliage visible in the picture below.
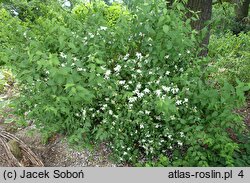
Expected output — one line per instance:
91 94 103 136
211 3 235 35
72 1 130 26
0 0 54 22
209 32 250 84
233 130 250 166
211 2 250 35
0 0 249 166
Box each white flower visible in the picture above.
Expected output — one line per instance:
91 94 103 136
77 67 83 71
136 69 142 74
176 100 182 105
60 52 67 59
136 83 142 89
104 70 111 79
63 1 71 7
164 55 170 59
82 109 86 116
171 87 179 94
162 86 171 92
143 88 150 93
155 116 161 120
177 141 183 146
140 124 144 129
187 50 190 54
165 71 170 75
123 151 128 155
150 147 154 153
23 31 27 38
136 52 142 60
219 68 226 72
139 32 144 36
100 26 107 31
119 80 126 85
88 32 94 38
133 89 140 94
109 110 113 115
184 98 188 103
124 54 130 60
161 95 166 99
170 115 175 120
128 104 133 109
180 132 185 138
124 85 129 89
128 97 137 103
114 65 121 72
155 89 161 97
137 92 144 98
145 110 150 115
61 63 66 67
148 37 153 41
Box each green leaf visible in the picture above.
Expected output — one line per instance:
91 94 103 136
163 25 169 33
65 83 75 90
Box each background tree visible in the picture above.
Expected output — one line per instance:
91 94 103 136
215 0 250 33
233 0 250 33
166 0 213 56
186 0 213 56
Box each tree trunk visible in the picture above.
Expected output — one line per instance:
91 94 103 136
233 0 250 34
235 0 250 22
186 0 213 57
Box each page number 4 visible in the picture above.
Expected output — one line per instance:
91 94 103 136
238 170 244 178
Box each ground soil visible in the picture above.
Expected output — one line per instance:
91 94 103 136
0 87 119 167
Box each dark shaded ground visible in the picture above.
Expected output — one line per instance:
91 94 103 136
237 94 250 128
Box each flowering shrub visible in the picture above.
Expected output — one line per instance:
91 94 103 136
1 0 249 166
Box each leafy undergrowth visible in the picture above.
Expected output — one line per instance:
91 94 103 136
209 32 250 85
233 94 250 166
